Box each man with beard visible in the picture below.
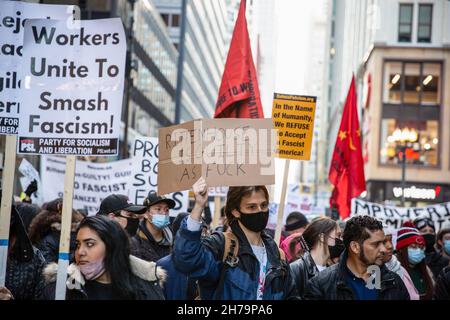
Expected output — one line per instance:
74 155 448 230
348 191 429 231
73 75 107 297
304 216 410 300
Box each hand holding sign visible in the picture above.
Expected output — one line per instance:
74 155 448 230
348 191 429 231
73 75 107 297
25 179 38 197
193 177 208 207
191 177 208 222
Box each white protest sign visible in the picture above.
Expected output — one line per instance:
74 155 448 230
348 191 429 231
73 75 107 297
18 158 43 205
267 202 279 230
0 0 74 135
351 198 450 231
279 184 314 223
130 136 188 217
41 156 133 215
208 186 229 197
17 18 126 155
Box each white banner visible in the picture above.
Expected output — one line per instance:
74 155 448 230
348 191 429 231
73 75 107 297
18 158 43 206
17 18 126 155
351 198 450 231
0 0 74 135
129 136 189 217
41 156 133 215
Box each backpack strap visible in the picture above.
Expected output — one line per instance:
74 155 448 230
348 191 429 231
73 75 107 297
278 248 286 262
222 231 239 267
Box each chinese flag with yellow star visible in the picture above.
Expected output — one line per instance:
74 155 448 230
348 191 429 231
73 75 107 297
329 76 366 219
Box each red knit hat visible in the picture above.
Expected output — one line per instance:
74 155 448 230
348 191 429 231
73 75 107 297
396 223 425 250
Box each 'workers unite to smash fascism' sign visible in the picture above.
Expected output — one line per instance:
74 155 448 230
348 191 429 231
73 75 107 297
17 17 126 156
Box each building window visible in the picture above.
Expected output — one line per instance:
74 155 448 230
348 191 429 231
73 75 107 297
383 61 440 105
161 13 169 26
380 61 441 167
172 14 180 27
380 119 438 166
418 4 432 43
398 4 413 42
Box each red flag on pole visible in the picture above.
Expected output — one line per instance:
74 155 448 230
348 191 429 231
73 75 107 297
214 0 264 119
329 76 366 219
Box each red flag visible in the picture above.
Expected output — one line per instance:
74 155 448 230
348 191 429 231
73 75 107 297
214 0 263 119
329 76 366 219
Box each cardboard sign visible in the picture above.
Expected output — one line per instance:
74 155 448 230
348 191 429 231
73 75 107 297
272 93 316 160
351 198 450 231
41 156 133 215
17 18 126 155
0 1 73 135
129 136 188 217
158 118 275 195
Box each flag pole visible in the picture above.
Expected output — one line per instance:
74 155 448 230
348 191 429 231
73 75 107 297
274 159 290 245
55 155 76 300
0 135 17 286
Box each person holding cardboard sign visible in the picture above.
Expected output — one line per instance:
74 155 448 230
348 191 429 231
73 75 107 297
172 177 297 300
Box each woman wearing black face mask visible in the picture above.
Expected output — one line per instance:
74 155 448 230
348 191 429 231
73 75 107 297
289 217 343 298
172 177 297 300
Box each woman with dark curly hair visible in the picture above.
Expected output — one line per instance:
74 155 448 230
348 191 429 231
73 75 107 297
28 198 84 263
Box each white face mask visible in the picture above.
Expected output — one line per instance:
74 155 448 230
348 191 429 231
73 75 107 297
78 258 105 280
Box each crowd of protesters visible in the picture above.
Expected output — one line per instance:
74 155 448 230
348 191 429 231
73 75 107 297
1 178 450 300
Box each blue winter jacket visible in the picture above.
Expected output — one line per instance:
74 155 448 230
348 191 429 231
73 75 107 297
156 254 197 300
173 217 297 300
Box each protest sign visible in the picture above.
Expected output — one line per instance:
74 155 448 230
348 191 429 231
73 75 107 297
272 93 316 160
208 186 229 197
129 136 188 217
41 156 133 215
0 0 73 134
0 0 75 289
351 198 450 231
18 158 43 205
158 118 276 195
17 18 126 156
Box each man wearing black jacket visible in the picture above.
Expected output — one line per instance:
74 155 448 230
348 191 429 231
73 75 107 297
304 215 410 300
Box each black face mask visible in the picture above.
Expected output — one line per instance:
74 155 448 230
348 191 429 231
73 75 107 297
238 210 269 233
328 238 345 260
423 233 436 253
125 217 140 237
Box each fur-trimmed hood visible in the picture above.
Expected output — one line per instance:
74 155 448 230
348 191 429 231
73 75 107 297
29 209 84 244
43 255 167 289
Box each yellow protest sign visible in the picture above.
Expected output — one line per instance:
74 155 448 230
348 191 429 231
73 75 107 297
272 93 316 160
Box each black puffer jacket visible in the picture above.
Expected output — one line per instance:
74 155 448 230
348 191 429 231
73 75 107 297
425 251 450 280
289 252 319 297
130 221 172 262
304 251 410 300
41 255 166 300
434 266 450 300
5 206 47 300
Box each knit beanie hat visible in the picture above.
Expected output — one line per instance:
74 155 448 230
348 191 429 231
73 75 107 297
396 221 424 250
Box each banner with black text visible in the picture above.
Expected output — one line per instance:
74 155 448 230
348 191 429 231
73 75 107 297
351 198 450 231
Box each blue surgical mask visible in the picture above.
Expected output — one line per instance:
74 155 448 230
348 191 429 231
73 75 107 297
443 240 450 255
152 214 170 229
408 247 425 265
